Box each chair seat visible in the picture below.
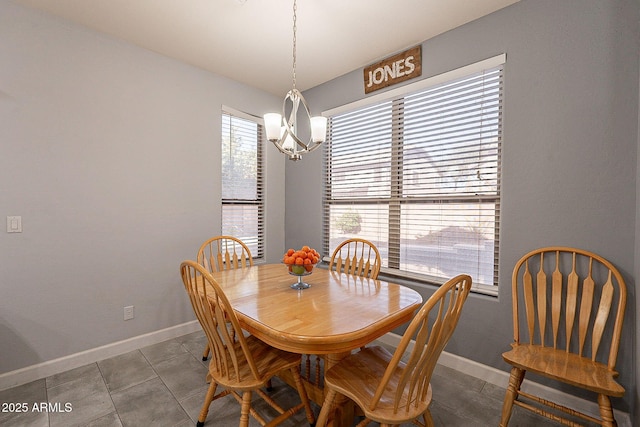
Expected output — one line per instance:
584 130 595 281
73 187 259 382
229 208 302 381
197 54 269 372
325 346 432 425
502 344 624 396
210 334 301 390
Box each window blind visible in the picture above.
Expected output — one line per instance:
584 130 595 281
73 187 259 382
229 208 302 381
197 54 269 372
221 109 264 260
323 59 503 291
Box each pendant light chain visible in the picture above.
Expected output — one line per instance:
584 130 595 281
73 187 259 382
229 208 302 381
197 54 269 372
292 0 297 89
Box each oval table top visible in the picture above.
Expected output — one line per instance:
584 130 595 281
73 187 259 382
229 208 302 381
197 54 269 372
208 263 423 354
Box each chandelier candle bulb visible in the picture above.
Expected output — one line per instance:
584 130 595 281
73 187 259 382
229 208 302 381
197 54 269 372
311 116 328 143
283 131 295 151
264 113 283 141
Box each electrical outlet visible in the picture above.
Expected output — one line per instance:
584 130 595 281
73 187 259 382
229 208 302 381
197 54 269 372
124 305 134 321
6 216 22 233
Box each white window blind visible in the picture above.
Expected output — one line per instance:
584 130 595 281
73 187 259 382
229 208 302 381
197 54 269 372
221 108 264 260
323 58 503 291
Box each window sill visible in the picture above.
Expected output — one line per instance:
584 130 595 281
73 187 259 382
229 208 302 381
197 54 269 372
318 261 498 297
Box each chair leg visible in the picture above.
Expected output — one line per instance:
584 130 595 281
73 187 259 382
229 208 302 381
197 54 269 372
197 380 218 427
499 367 525 427
239 390 252 427
315 388 338 427
202 343 210 361
597 394 617 427
291 366 315 425
423 408 434 427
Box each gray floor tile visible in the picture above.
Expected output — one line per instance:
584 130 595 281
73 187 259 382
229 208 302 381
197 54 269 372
111 377 191 427
480 380 509 402
46 363 106 403
432 363 486 394
172 419 197 427
432 376 504 425
429 400 487 426
97 350 157 393
46 364 115 427
47 391 114 427
176 330 209 360
0 379 49 427
0 378 47 404
0 380 49 427
84 412 123 427
177 386 208 424
46 363 100 389
0 410 49 427
140 338 189 366
152 352 209 402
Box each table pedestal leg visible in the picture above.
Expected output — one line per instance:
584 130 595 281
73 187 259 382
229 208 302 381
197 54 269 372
324 352 354 427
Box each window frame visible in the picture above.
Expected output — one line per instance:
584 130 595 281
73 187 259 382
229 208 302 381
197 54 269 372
221 106 265 262
322 55 505 296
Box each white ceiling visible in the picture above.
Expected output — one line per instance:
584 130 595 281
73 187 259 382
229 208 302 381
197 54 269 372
13 0 519 96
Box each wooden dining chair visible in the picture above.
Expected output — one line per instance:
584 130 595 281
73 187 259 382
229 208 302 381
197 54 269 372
329 238 381 279
315 274 472 427
500 247 627 427
197 235 253 361
299 238 382 394
180 260 315 427
197 235 253 273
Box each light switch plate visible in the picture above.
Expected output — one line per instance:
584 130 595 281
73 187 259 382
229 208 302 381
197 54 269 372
7 216 22 233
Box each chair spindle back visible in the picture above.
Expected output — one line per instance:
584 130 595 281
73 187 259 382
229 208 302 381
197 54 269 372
197 235 253 273
371 274 472 415
512 247 626 368
180 260 260 383
329 238 381 279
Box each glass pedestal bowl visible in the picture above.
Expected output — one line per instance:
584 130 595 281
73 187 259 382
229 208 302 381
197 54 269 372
285 262 317 290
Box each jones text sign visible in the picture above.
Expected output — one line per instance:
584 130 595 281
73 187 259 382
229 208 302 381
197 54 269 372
364 45 422 94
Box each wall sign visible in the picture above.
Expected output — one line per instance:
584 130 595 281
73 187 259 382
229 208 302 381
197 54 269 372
363 45 422 94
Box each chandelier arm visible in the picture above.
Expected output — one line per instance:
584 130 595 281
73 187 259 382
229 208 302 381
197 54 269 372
282 88 315 151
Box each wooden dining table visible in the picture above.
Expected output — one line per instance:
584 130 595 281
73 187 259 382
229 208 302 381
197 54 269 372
207 263 423 427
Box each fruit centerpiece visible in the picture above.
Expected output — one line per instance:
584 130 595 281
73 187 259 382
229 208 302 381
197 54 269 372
282 246 321 289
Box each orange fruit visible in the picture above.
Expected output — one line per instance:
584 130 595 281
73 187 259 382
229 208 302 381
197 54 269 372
283 246 320 267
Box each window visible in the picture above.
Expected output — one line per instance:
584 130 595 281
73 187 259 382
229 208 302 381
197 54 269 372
221 107 264 260
323 55 504 293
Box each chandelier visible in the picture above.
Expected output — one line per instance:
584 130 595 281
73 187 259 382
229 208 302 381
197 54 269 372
264 0 327 161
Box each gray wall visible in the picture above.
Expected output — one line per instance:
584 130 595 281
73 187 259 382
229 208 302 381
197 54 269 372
0 1 286 374
291 0 640 414
635 27 640 425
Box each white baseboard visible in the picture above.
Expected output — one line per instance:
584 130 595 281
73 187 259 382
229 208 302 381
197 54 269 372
376 332 631 427
0 320 201 392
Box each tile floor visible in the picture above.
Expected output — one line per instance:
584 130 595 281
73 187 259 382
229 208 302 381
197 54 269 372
0 330 581 426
